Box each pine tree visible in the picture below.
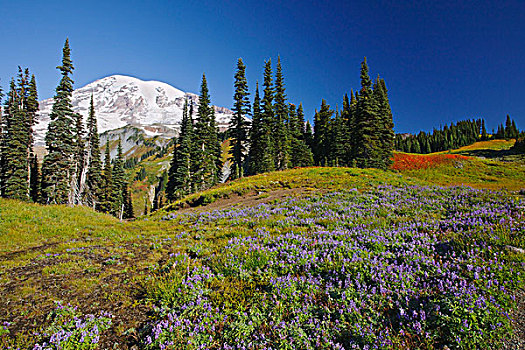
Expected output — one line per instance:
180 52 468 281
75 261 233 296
193 74 221 191
167 98 195 200
100 141 113 213
123 187 134 219
259 60 276 173
354 58 379 168
329 108 346 166
230 58 251 179
304 120 314 154
288 103 314 167
28 154 39 202
340 93 353 165
1 68 38 201
511 120 519 138
313 100 333 165
26 73 39 198
247 82 273 174
72 112 86 204
85 95 103 209
153 170 168 212
41 39 76 204
374 78 395 169
273 56 290 170
2 77 30 200
111 139 126 217
504 115 513 139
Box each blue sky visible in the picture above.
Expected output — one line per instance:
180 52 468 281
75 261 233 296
0 0 523 133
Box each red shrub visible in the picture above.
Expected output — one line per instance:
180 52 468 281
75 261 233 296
391 153 470 171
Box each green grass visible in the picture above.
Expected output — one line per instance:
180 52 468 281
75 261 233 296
154 166 429 217
396 156 525 191
0 154 524 348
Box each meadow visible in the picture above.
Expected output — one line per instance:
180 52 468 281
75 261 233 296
0 141 524 349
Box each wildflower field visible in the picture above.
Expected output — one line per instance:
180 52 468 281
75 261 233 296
1 165 524 349
139 185 524 349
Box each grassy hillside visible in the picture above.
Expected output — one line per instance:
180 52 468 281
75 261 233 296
1 144 524 348
391 140 525 191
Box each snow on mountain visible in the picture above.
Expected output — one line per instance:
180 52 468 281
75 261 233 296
34 75 234 145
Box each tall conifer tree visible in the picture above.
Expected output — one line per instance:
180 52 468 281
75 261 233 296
111 139 126 217
2 69 38 201
100 141 113 213
288 103 313 167
2 77 30 200
167 98 195 200
230 58 251 179
85 95 103 209
193 74 221 190
374 78 395 169
41 39 76 204
354 58 379 168
273 56 290 170
259 60 276 173
247 82 267 175
313 100 333 165
72 112 86 203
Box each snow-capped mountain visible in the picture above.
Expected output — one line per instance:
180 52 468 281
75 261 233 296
34 75 234 145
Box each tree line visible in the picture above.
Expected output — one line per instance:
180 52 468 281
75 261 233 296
163 57 395 202
1 39 395 215
395 116 520 154
0 40 133 219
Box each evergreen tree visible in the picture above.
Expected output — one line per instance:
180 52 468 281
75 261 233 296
123 187 134 219
1 68 38 201
26 72 39 197
72 112 86 204
153 170 168 211
193 74 221 191
230 58 251 179
259 60 276 173
304 120 314 154
273 56 290 170
313 100 333 165
85 95 103 209
111 139 126 217
504 115 513 139
100 141 113 213
341 93 353 165
2 77 30 200
166 99 195 200
329 108 346 166
29 154 39 202
511 120 519 138
375 78 395 169
41 39 76 204
353 58 379 168
288 103 314 167
247 82 268 174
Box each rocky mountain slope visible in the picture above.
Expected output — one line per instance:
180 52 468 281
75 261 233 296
34 75 234 145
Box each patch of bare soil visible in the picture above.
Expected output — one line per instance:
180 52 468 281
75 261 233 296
174 187 321 214
0 241 156 349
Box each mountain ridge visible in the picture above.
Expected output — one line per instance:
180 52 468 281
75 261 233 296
34 74 234 145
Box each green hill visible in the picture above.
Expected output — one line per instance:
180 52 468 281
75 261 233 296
1 157 524 348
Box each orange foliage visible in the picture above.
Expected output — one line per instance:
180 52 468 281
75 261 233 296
391 153 471 171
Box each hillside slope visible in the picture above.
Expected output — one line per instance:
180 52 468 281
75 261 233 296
1 165 523 349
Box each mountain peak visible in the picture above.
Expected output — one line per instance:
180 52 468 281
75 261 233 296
34 75 233 145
